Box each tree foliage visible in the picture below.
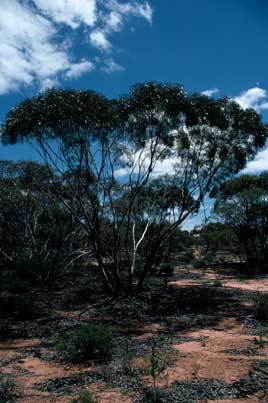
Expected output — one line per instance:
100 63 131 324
0 160 84 289
2 82 267 294
192 222 235 256
213 172 268 268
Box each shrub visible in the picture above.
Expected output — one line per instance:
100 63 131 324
57 324 113 363
0 320 10 339
192 260 207 269
0 292 35 320
151 286 228 315
204 254 215 264
120 339 136 375
177 250 193 264
71 282 96 304
142 340 167 402
143 386 165 403
254 333 265 348
157 263 174 277
240 262 261 278
0 268 31 293
71 390 99 403
253 293 268 321
177 287 223 312
0 375 16 403
148 341 166 389
213 278 223 287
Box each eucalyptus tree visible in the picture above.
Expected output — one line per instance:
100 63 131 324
213 173 268 267
192 222 235 256
2 82 267 294
0 160 84 287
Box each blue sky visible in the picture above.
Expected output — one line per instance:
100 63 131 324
0 0 268 228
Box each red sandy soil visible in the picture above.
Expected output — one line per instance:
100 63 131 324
170 328 259 384
170 267 268 292
1 266 268 402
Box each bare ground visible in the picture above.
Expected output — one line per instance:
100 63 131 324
1 265 268 403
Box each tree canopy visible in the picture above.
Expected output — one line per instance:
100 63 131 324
214 172 268 269
0 160 85 289
2 82 267 294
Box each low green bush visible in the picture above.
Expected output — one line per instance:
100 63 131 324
0 375 16 403
71 390 99 403
177 250 193 264
70 282 96 304
192 260 207 269
204 254 215 264
0 292 35 320
157 263 174 277
151 286 228 315
0 320 10 339
254 333 265 348
57 324 113 363
143 386 165 403
213 278 223 287
0 268 31 293
239 262 261 278
177 287 223 312
253 293 268 321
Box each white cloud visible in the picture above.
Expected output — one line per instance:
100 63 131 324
115 136 179 179
116 156 176 178
106 11 123 32
136 3 153 23
233 87 268 175
182 217 203 231
234 87 268 112
105 0 153 24
201 88 219 97
33 0 97 28
40 78 59 91
89 1 152 51
101 59 124 73
243 148 268 174
0 0 152 94
201 86 268 112
90 30 112 51
65 60 95 79
0 0 70 94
